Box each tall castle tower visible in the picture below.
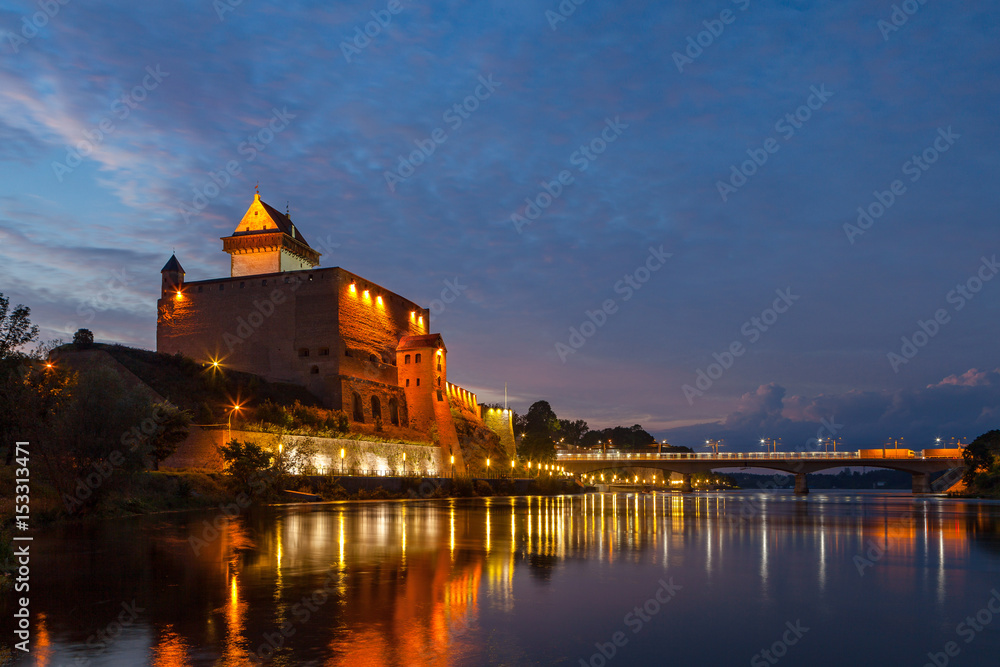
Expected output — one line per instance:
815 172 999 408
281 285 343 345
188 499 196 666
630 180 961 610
222 192 321 277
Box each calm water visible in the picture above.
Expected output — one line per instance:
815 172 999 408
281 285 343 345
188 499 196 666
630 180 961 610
7 492 1000 666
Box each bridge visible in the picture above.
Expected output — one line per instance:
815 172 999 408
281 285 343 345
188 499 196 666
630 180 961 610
555 451 966 494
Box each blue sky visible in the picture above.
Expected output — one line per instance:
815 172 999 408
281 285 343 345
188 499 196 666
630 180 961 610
1 0 998 450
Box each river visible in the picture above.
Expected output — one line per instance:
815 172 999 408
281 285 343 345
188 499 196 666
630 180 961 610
7 491 1000 666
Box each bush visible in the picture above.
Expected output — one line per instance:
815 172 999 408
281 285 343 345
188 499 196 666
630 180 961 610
324 411 350 434
474 479 494 496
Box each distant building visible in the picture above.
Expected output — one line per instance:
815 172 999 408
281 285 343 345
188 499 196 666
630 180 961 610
156 193 513 469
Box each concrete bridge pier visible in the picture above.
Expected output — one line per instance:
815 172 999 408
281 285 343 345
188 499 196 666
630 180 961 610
912 472 930 494
681 473 693 493
794 473 809 495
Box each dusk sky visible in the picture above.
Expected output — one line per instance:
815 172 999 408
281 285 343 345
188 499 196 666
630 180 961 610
1 0 997 450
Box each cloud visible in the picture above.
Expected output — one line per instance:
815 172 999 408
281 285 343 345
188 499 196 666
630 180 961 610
662 370 1000 450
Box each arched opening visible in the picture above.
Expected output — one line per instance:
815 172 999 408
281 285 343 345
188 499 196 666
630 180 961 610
310 365 319 374
371 396 382 422
389 398 399 426
370 353 379 363
352 392 364 422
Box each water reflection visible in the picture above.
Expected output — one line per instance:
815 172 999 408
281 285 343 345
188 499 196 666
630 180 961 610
8 493 1000 666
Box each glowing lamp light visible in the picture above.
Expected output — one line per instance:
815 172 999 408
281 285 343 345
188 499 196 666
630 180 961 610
363 289 370 299
349 283 357 294
376 295 384 306
511 460 515 469
175 290 183 300
450 455 455 465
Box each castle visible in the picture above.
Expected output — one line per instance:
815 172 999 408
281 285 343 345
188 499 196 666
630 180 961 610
156 193 515 472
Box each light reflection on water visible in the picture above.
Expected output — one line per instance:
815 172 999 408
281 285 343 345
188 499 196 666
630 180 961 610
7 492 1000 666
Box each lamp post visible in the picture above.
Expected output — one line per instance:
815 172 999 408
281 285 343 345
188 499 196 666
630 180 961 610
340 448 345 474
227 403 242 443
402 451 406 476
486 458 490 479
450 454 455 478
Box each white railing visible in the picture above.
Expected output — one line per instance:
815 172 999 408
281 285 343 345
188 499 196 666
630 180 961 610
554 451 961 461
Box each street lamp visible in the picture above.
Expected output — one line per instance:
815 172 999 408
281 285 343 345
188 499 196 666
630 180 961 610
227 403 242 442
486 458 490 478
402 451 406 475
450 454 455 477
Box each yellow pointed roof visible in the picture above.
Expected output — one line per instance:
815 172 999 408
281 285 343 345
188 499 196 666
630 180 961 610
233 193 312 248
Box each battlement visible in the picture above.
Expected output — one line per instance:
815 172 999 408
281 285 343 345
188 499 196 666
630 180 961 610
446 381 479 415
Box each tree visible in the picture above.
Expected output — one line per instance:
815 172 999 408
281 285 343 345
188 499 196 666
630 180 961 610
518 400 559 461
0 360 75 465
73 328 94 348
53 367 150 475
582 424 656 450
962 430 1000 485
555 418 589 446
145 402 192 469
219 439 274 493
0 292 39 360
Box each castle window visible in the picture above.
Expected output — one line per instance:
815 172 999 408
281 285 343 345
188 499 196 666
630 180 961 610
299 348 309 357
437 391 443 402
310 365 319 374
406 379 410 387
369 354 378 363
389 398 399 426
308 274 313 281
404 354 411 364
239 282 245 289
262 279 267 286
219 284 224 291
197 286 203 293
319 348 329 356
416 378 420 386
345 349 351 357
437 362 442 371
352 392 364 423
371 396 382 422
437 377 441 386
415 353 422 363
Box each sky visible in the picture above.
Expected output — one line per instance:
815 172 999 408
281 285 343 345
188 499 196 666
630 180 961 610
1 0 998 451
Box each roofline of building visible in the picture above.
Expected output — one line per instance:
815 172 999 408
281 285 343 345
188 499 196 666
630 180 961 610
178 266 431 313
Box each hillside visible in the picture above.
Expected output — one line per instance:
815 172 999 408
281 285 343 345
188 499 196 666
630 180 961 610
52 343 323 424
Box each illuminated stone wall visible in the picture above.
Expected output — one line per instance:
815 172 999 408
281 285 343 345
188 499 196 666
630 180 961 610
481 407 516 459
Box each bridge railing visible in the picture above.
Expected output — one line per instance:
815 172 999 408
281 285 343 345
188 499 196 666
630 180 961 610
554 451 961 461
555 451 859 460
556 449 961 462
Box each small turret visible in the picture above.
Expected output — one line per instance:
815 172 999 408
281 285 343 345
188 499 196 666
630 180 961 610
161 254 185 298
